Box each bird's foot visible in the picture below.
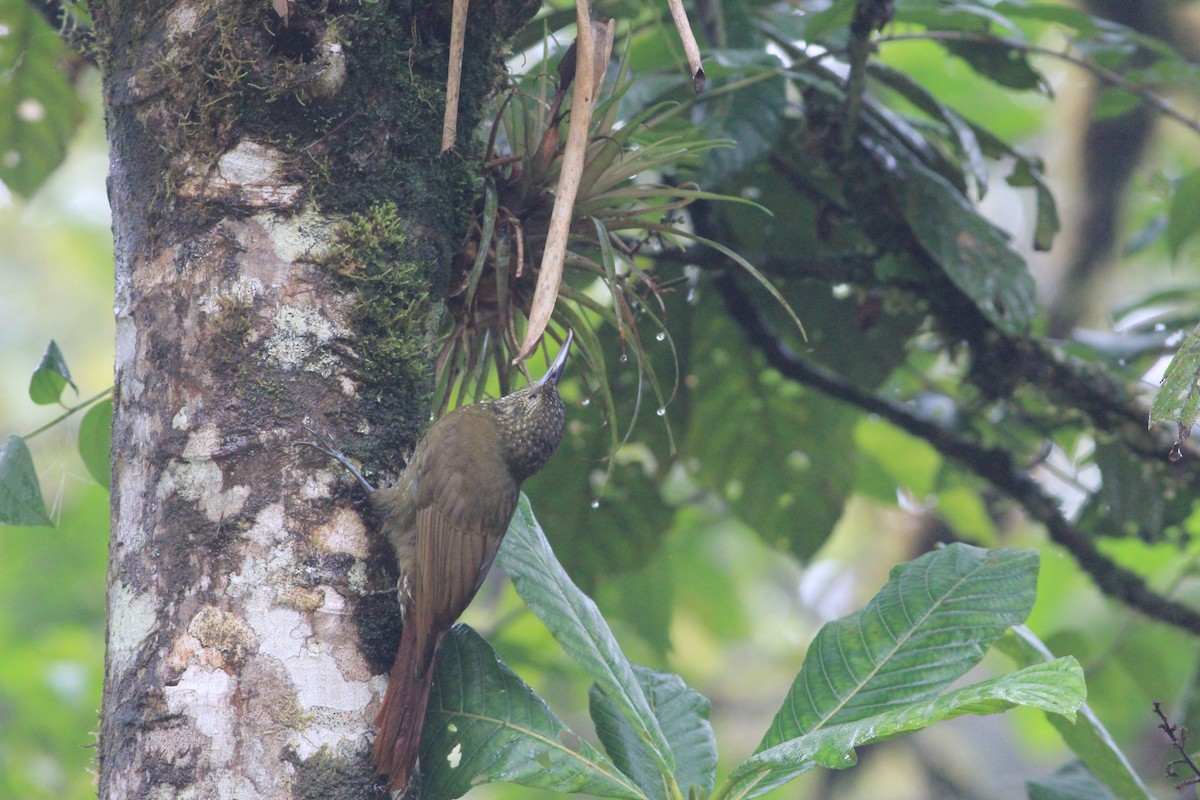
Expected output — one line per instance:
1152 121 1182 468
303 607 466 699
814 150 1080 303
297 424 376 494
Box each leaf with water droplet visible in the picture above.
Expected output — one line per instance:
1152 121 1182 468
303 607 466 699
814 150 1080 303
1150 322 1200 460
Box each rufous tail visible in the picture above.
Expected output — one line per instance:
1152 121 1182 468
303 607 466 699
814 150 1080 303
371 618 442 795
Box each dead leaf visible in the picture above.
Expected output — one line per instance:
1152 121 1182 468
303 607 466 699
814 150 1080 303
666 0 704 92
441 0 470 153
515 13 615 362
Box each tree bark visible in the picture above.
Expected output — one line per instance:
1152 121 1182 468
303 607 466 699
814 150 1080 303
90 0 534 795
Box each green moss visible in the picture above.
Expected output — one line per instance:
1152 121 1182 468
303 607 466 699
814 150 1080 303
324 202 439 467
287 747 385 800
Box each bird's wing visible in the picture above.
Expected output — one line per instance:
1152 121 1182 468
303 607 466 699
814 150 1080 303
411 421 519 638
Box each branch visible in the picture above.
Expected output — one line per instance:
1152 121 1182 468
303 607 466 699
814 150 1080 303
842 0 895 154
717 274 1200 637
1154 701 1200 790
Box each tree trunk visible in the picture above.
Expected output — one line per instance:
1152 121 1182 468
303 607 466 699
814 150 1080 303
90 0 534 794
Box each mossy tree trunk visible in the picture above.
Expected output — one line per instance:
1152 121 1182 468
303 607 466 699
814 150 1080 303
89 0 535 795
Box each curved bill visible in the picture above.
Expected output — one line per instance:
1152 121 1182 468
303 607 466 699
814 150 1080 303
536 330 573 388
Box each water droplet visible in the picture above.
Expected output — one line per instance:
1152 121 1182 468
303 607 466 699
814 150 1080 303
655 331 666 342
590 500 601 509
619 353 628 364
656 407 666 416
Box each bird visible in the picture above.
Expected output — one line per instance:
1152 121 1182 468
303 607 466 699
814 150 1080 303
306 330 572 795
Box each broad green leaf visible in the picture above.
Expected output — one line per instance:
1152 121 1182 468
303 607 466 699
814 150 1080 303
497 496 676 777
0 435 52 526
881 136 1037 334
1166 168 1200 261
420 624 645 800
1027 762 1120 800
725 658 1084 798
997 626 1152 800
78 398 112 489
683 297 857 559
1149 323 1200 450
1075 441 1191 541
28 340 77 405
0 0 85 196
590 666 717 800
758 544 1038 774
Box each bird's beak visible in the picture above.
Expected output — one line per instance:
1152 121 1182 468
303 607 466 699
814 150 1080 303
536 330 573 388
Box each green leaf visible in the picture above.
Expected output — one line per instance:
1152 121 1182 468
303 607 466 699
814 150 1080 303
1149 323 1200 448
1027 762 1121 800
757 0 855 49
1075 440 1192 541
1091 87 1143 120
420 624 646 800
497 496 676 777
699 54 787 186
1007 156 1060 252
940 39 1048 93
994 2 1098 34
78 398 112 490
730 544 1038 796
725 658 1084 798
0 0 86 196
867 62 989 196
892 2 1022 37
763 543 1039 740
1166 168 1200 261
28 340 77 405
682 298 857 559
997 627 1153 800
0 435 52 527
881 137 1037 334
590 666 717 800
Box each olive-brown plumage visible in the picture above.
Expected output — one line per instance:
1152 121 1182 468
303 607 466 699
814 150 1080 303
368 332 572 795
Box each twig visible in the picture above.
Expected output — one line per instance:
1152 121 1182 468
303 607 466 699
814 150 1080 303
878 30 1200 138
22 386 112 440
842 0 895 154
1154 701 1200 790
717 274 1200 637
